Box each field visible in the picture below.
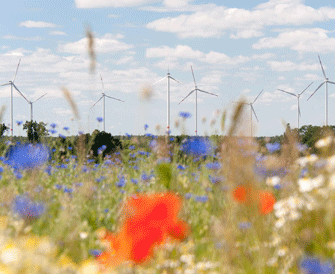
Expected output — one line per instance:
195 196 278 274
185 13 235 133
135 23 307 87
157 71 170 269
0 102 334 274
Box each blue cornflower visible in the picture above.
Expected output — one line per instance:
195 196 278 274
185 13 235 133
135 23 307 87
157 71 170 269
116 177 126 188
16 121 23 126
125 133 131 138
205 162 222 170
63 126 69 131
55 184 63 190
90 250 102 257
49 129 57 134
59 134 66 139
78 131 84 135
141 172 152 181
195 196 208 203
12 195 45 218
179 111 192 119
5 144 50 170
131 178 139 184
87 159 95 164
185 193 193 199
239 222 252 230
300 256 334 274
0 167 3 173
209 175 224 184
181 136 213 157
14 171 22 179
266 142 281 153
97 117 103 122
177 165 186 170
67 146 72 150
170 137 174 141
149 140 157 149
144 124 149 131
129 145 135 150
50 123 57 128
64 188 73 193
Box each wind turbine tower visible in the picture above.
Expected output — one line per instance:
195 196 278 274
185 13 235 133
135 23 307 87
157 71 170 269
16 92 47 122
307 55 335 126
0 59 23 136
179 66 218 136
151 66 182 135
91 74 124 132
278 82 313 130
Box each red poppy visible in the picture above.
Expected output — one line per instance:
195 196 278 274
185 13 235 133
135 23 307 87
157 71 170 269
232 185 276 215
97 192 189 268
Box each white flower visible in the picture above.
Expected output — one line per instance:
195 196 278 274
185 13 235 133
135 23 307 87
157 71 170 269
0 245 21 264
298 175 324 193
180 254 194 266
296 154 318 168
315 136 333 148
275 218 285 229
326 155 335 172
329 173 335 189
79 232 88 239
266 176 281 186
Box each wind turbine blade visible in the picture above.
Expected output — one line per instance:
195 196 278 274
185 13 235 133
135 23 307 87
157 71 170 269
190 66 197 87
253 89 263 104
307 82 325 101
169 76 182 85
318 55 327 80
299 82 313 95
328 81 335 85
198 89 218 97
91 96 103 108
12 83 29 103
32 93 47 103
151 76 167 86
278 89 296 97
12 58 21 83
251 105 259 122
100 74 104 89
0 83 10 87
178 89 195 105
105 95 124 102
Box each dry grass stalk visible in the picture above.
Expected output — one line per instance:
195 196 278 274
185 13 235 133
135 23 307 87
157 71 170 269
0 105 6 123
61 87 79 121
139 83 154 101
86 26 96 74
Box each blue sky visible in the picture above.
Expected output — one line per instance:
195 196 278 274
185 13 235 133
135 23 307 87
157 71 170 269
1 0 335 137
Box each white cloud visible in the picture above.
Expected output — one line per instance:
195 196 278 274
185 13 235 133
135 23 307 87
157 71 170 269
19 21 59 28
267 60 319 71
253 28 335 53
146 45 249 65
49 31 67 36
59 34 133 55
147 0 335 38
75 0 160 8
116 56 134 65
3 35 44 41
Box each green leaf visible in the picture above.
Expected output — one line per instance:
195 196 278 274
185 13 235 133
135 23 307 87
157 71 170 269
155 163 172 190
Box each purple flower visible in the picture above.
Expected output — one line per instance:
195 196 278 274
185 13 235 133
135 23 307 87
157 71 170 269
181 136 213 157
179 112 192 119
205 162 222 170
177 164 186 170
5 144 50 170
97 117 103 122
50 123 57 128
16 121 23 126
144 124 149 131
63 126 69 131
266 142 281 153
300 256 333 274
12 195 45 218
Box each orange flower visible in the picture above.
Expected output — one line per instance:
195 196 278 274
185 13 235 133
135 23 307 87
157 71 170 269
232 185 276 215
97 192 189 268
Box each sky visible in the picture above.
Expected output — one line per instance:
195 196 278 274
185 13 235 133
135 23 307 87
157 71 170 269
1 0 335 137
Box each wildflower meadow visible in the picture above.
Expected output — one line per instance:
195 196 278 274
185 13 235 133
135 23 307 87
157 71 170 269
1 101 335 274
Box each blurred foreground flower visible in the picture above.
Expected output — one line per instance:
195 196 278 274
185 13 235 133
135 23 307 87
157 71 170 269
97 192 189 268
233 185 276 215
181 137 213 157
5 143 50 170
12 195 45 218
300 256 334 274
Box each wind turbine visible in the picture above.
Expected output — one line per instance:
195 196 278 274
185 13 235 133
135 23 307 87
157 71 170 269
307 55 335 126
91 74 124 132
151 65 182 135
16 92 47 122
235 90 263 137
278 82 313 130
0 59 22 136
178 66 218 136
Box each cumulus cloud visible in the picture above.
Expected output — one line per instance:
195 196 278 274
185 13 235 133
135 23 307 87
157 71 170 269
75 0 160 8
49 31 67 36
19 21 58 28
147 0 335 38
59 34 133 54
3 35 43 41
267 60 319 71
253 28 335 53
146 45 249 65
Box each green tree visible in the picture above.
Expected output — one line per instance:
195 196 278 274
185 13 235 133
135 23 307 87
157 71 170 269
23 121 49 143
0 123 9 137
